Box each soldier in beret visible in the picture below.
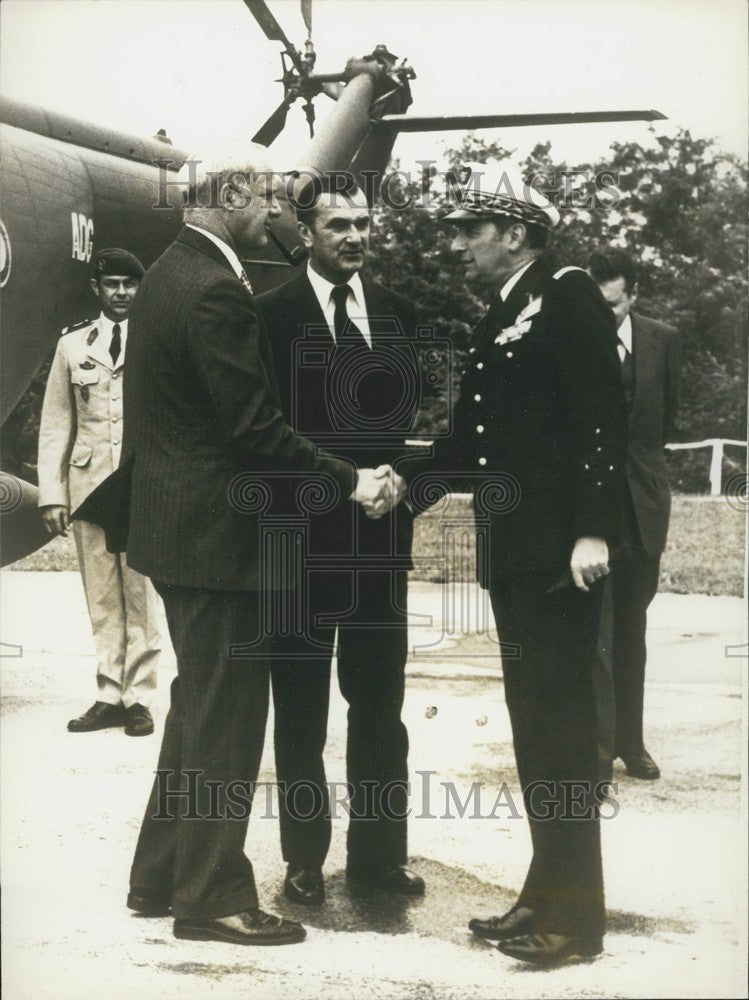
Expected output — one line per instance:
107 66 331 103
38 248 161 737
403 164 627 965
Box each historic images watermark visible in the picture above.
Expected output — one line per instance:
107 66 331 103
151 162 623 213
150 770 620 822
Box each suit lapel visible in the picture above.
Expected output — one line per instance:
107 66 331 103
295 273 330 339
630 312 658 416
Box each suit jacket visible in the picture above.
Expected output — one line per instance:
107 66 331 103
256 271 419 567
403 257 628 587
624 311 679 556
38 316 125 512
79 226 355 591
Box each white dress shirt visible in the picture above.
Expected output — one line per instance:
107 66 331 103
98 313 128 360
499 259 537 302
186 223 246 282
306 263 373 347
617 313 633 362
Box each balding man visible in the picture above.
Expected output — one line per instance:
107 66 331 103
79 147 397 946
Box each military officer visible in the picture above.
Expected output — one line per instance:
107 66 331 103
403 164 627 965
38 248 161 736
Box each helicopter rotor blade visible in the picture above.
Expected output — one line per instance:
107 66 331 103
300 0 312 36
243 0 306 74
373 109 668 133
252 98 293 146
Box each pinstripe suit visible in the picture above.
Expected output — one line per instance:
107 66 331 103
117 226 355 919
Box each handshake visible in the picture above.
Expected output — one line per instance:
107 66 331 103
352 465 407 519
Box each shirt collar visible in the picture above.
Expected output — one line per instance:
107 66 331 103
307 262 365 311
618 313 633 352
97 313 127 337
499 258 537 301
186 223 245 280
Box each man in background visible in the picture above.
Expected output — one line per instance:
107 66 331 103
38 248 160 737
588 246 680 780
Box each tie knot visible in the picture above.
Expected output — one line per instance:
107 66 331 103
113 323 121 335
331 284 350 307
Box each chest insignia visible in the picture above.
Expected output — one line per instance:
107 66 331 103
494 295 543 346
86 328 98 345
79 360 96 370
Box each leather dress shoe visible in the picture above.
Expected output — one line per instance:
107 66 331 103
125 704 154 737
127 891 171 917
497 931 603 965
621 748 660 780
173 908 306 946
468 905 535 940
284 864 324 906
347 865 425 896
68 701 126 732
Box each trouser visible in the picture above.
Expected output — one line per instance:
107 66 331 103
129 584 270 920
490 576 605 940
271 567 410 873
73 519 160 707
594 538 661 760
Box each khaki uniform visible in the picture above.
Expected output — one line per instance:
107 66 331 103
38 314 160 707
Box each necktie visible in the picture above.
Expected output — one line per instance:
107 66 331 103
109 323 121 365
619 337 634 409
331 284 369 350
239 269 253 295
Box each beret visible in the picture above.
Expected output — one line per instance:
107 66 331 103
91 247 145 279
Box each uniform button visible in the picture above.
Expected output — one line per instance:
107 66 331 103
506 351 513 358
595 427 601 434
597 446 602 452
609 465 614 470
474 394 481 402
476 362 484 370
111 394 120 401
478 457 487 466
113 439 120 446
476 425 484 433
597 481 602 486
584 463 590 469
469 347 476 354
112 415 119 423
112 372 120 379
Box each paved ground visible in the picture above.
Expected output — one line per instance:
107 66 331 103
1 572 747 999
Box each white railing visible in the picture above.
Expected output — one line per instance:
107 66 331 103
665 439 747 496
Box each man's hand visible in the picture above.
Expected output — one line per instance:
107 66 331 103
41 505 70 537
570 536 609 592
353 465 406 519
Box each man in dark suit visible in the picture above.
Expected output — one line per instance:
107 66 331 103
402 164 627 965
588 247 680 780
102 149 397 946
256 179 424 907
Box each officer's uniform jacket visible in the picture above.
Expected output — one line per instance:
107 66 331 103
406 256 628 587
38 314 125 512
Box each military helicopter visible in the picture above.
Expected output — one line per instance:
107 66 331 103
0 0 665 565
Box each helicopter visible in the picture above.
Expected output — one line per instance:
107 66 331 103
0 0 665 566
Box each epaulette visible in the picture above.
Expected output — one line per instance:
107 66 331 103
61 318 94 336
